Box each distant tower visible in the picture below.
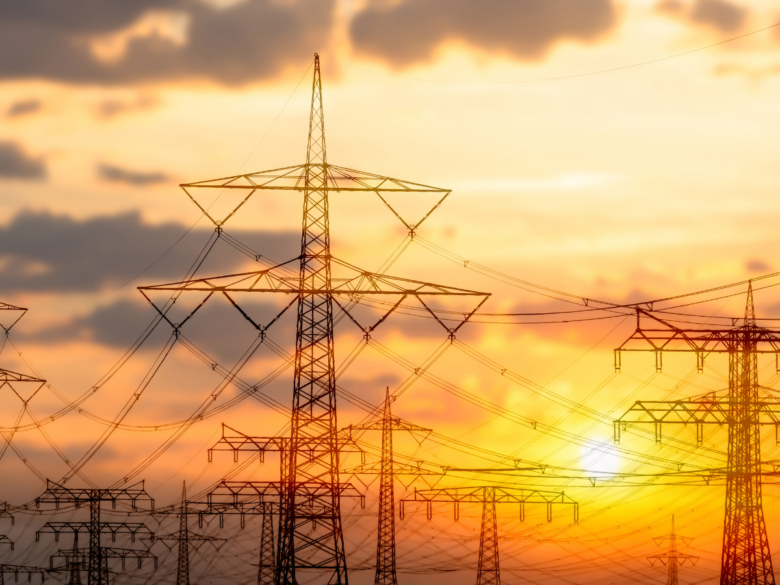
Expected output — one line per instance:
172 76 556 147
176 482 190 585
258 504 275 585
477 487 500 585
648 516 699 585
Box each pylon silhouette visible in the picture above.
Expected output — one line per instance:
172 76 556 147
258 505 275 585
402 486 577 585
344 390 433 585
614 283 779 585
139 51 489 585
477 487 500 585
648 516 698 585
148 481 223 585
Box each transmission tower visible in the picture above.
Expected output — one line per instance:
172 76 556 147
648 516 699 585
148 482 223 585
613 283 780 585
402 486 578 584
35 480 157 585
139 52 489 585
342 389 433 585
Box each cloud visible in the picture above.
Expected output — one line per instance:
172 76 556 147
713 62 780 82
6 99 42 118
745 259 771 273
656 0 747 34
94 95 157 119
97 163 170 186
0 0 334 85
0 141 46 179
349 0 617 68
0 210 299 293
690 0 747 33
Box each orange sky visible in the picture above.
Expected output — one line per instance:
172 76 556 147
3 1 780 584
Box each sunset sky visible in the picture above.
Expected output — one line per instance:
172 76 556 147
3 1 780 583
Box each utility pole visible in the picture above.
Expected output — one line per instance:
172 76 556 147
648 516 698 585
613 284 780 585
401 486 578 585
139 52 489 585
343 389 433 585
149 482 223 585
35 480 157 585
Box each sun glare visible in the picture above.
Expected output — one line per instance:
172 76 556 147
580 438 622 476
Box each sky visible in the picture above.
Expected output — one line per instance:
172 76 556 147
4 0 780 584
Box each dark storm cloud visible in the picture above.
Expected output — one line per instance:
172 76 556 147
0 0 333 85
97 163 170 186
6 99 42 118
0 210 299 293
349 0 617 67
0 141 46 179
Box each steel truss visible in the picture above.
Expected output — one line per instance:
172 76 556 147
614 284 779 585
402 486 577 585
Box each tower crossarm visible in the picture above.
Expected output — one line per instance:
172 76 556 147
0 564 45 581
36 522 153 543
648 551 700 566
342 460 440 476
613 398 780 444
400 486 578 522
614 309 780 373
35 480 154 510
207 425 363 463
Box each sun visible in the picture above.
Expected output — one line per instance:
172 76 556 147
580 438 622 475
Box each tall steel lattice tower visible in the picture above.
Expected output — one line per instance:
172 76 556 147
613 282 780 585
477 488 500 585
722 285 772 585
140 51 489 585
648 516 698 585
276 52 346 585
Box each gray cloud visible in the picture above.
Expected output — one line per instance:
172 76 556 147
95 95 157 119
0 210 299 293
746 259 771 273
0 0 334 85
350 0 617 68
6 99 42 118
0 141 46 179
657 0 747 33
690 0 747 32
97 163 170 186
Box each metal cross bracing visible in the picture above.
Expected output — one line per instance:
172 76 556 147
34 480 156 585
613 283 779 585
342 389 433 585
648 516 699 585
193 499 278 585
147 482 224 585
401 486 578 585
138 51 490 585
0 565 45 585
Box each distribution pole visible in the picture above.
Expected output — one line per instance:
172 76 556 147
613 283 780 585
648 516 698 585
